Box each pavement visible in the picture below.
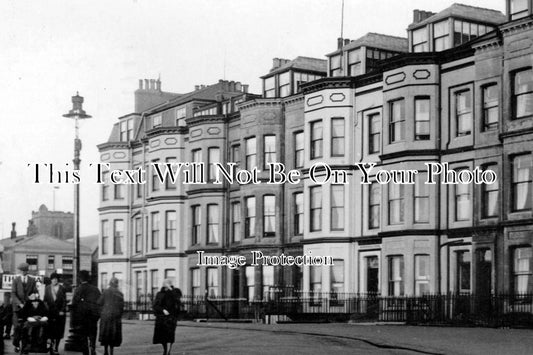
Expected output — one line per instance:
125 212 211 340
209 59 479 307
2 320 533 355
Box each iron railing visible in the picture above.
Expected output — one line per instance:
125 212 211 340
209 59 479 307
123 292 533 328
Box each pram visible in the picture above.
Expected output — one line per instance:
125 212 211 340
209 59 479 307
19 318 52 355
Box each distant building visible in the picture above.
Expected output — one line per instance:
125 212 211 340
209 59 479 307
0 234 91 289
27 204 73 240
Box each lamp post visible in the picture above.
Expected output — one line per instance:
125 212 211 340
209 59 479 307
63 92 91 352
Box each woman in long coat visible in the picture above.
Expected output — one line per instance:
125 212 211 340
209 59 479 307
97 278 124 355
153 279 182 355
43 273 67 355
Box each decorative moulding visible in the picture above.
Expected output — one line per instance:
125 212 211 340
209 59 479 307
385 72 406 85
306 95 324 107
330 93 346 102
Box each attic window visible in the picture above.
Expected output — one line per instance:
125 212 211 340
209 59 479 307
176 107 186 127
330 55 342 77
279 72 291 97
152 114 162 128
433 20 450 51
264 76 275 98
412 27 428 52
511 0 529 20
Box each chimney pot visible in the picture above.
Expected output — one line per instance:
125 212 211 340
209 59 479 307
337 37 343 49
144 79 149 90
413 9 420 23
195 85 200 91
139 79 143 90
344 38 350 45
156 79 161 91
11 222 16 239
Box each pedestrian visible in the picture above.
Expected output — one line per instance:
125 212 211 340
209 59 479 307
0 294 12 340
43 273 67 355
71 270 101 355
20 293 48 355
1 293 13 340
152 278 182 355
97 277 124 355
11 262 38 353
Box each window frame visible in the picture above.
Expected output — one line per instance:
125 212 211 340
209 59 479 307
331 117 345 157
245 196 256 238
414 97 430 141
207 204 220 244
389 99 405 144
513 68 533 120
101 219 109 255
294 131 304 168
310 186 322 232
454 89 472 137
512 154 533 212
191 205 201 245
245 137 257 170
368 113 381 154
113 219 124 255
414 172 430 223
263 195 276 237
482 83 499 131
151 212 159 250
310 120 323 159
330 185 345 231
263 135 277 170
165 210 176 249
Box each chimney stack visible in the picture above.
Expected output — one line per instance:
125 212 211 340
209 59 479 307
242 84 249 93
413 9 435 23
10 222 16 239
272 58 280 69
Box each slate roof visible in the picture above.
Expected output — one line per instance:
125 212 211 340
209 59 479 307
1 234 91 254
327 33 409 57
263 56 327 77
408 3 506 30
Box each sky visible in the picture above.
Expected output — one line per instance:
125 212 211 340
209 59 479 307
0 0 506 238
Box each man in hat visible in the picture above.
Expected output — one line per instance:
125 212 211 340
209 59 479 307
71 270 101 355
11 262 38 352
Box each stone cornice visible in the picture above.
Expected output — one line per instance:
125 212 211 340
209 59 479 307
282 94 305 106
238 98 283 111
301 77 353 95
185 115 226 128
145 126 188 138
500 17 533 35
97 142 130 151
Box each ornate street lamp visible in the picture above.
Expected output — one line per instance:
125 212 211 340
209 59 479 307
63 92 91 352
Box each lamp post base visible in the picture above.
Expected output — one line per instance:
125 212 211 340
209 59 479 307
64 327 85 352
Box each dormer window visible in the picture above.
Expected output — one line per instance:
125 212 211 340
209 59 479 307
412 27 428 52
176 107 186 126
153 114 162 128
264 76 275 98
279 72 290 97
330 55 342 76
348 49 361 76
511 0 529 20
433 20 450 51
119 119 134 141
